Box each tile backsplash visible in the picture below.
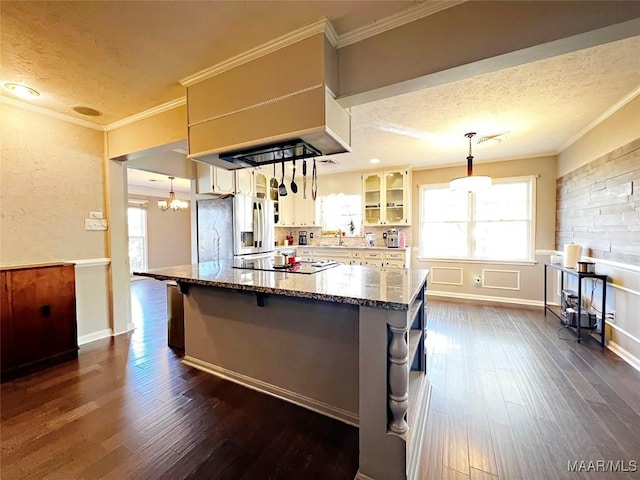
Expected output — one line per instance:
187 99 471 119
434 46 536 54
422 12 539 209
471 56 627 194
275 225 412 247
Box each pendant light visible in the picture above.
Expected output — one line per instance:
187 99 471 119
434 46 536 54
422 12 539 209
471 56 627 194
158 176 188 211
450 132 492 192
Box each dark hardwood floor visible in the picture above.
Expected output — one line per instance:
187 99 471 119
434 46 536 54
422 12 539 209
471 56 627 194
2 279 639 479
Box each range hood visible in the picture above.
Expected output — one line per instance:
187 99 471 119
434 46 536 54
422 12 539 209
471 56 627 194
188 86 351 170
185 32 350 170
218 139 320 168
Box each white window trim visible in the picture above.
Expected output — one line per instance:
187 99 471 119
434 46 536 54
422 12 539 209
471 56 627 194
418 175 536 262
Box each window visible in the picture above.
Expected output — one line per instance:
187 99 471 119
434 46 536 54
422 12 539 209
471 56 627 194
318 193 362 236
419 176 535 261
128 206 148 274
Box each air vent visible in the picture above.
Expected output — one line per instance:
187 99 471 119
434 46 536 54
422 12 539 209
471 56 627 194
318 158 337 165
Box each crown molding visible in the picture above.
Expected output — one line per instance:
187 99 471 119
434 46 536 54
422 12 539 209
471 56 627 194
0 95 106 131
179 18 334 87
336 1 466 48
105 97 186 131
558 85 640 153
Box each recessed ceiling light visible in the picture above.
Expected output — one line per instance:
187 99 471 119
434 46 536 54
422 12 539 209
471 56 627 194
73 106 102 117
3 82 40 99
369 158 381 164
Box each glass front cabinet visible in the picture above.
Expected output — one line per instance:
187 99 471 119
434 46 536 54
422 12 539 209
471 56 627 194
362 169 411 226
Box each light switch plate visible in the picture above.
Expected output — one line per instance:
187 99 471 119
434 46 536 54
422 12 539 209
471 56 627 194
85 219 108 231
89 211 103 219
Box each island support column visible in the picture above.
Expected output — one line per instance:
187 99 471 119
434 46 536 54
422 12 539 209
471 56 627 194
356 282 430 480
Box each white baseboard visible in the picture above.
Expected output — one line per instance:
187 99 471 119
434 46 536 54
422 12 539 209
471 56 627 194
426 289 544 307
607 340 640 373
355 472 376 480
182 355 359 426
78 328 112 346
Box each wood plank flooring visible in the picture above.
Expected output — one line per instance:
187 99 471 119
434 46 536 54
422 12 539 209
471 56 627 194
2 280 639 479
424 299 640 480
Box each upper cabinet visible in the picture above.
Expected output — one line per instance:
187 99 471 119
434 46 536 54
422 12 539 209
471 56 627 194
196 162 236 195
235 169 255 196
363 169 411 226
235 169 269 198
275 190 317 227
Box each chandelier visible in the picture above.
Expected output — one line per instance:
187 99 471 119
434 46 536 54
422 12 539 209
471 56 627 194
157 176 188 211
450 132 492 192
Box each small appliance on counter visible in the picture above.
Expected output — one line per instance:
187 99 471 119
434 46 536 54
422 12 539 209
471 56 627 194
576 261 595 273
298 231 307 245
365 232 375 247
385 228 400 248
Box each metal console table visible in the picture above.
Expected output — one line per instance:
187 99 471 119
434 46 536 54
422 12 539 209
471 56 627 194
543 263 607 347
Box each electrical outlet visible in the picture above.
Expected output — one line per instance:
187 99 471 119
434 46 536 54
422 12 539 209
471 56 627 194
85 219 108 231
605 311 616 323
474 275 482 285
89 211 103 219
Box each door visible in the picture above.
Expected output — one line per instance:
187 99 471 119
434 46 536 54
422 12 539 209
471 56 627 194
128 206 147 275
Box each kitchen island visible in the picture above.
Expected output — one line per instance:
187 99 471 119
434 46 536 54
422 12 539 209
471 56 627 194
135 261 430 480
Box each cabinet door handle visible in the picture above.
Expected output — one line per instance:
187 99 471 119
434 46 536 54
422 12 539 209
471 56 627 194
41 304 51 317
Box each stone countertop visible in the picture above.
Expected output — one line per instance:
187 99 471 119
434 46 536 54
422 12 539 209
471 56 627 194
134 262 428 311
292 245 410 251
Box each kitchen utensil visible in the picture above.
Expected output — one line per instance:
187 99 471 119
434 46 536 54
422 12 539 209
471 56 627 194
270 163 278 188
278 161 287 197
311 158 317 201
302 159 307 199
270 163 278 200
291 159 298 194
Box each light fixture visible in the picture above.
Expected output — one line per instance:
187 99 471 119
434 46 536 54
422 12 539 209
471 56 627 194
369 158 381 164
3 82 40 99
157 177 188 212
450 132 492 192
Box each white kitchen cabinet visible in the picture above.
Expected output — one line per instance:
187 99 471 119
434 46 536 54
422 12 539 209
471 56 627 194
235 169 254 196
254 171 268 199
196 162 236 195
234 169 269 198
277 192 317 227
292 194 318 226
294 247 410 268
277 192 294 226
362 169 411 226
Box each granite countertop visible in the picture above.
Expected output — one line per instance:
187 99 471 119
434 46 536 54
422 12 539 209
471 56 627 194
134 262 428 311
293 245 410 251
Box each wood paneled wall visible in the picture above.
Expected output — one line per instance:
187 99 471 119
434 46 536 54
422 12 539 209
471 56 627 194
556 138 640 265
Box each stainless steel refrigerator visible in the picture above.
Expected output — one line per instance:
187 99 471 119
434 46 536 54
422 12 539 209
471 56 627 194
197 194 276 262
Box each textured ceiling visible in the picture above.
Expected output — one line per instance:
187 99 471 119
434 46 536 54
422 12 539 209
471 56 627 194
326 35 640 174
0 0 419 124
1 1 639 188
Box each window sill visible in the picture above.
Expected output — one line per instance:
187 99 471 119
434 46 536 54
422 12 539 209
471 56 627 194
416 257 538 266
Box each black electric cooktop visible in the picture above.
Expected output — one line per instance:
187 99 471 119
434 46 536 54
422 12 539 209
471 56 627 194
232 258 341 274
